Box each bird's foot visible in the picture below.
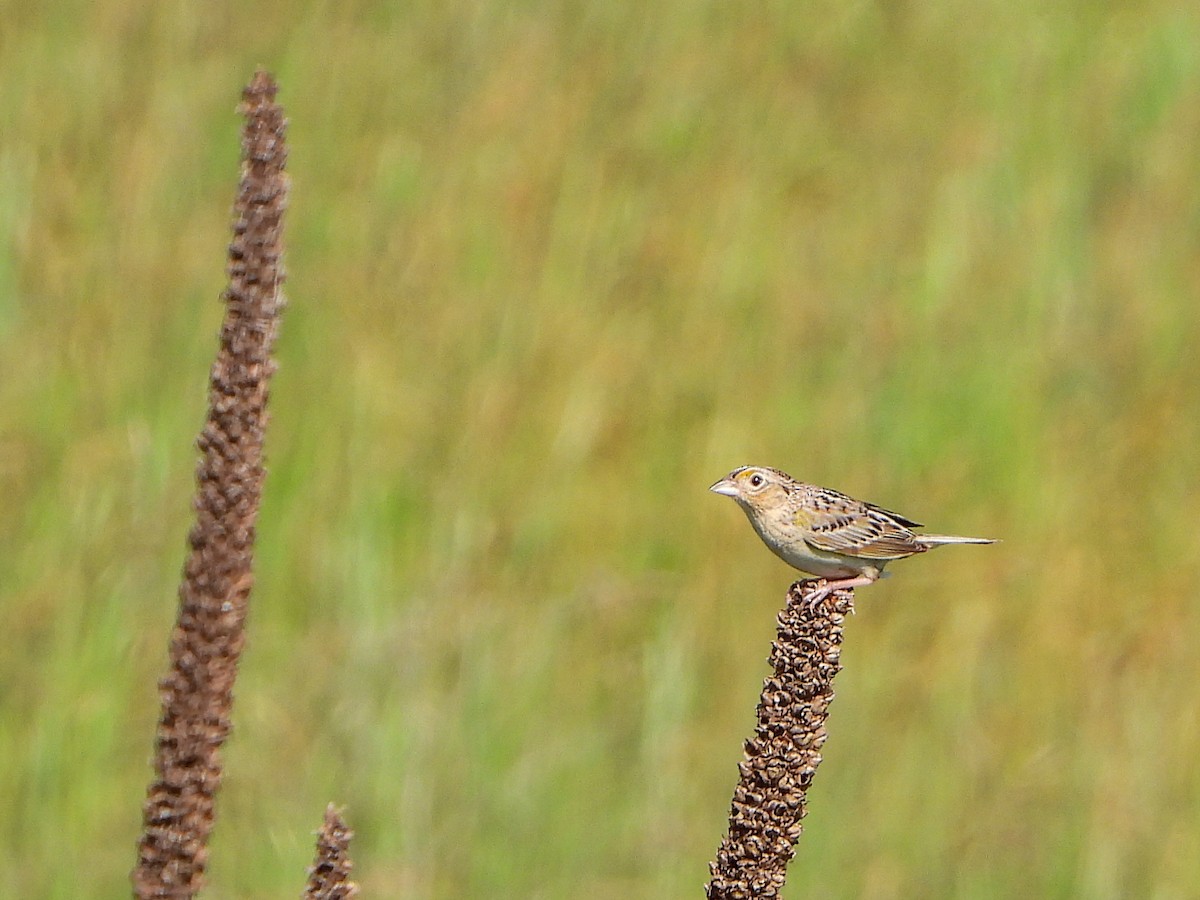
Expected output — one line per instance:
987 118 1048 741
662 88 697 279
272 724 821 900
802 576 875 613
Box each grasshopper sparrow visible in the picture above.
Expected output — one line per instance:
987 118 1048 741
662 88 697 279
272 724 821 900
710 465 994 603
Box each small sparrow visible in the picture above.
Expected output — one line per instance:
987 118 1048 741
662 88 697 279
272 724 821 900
710 465 994 603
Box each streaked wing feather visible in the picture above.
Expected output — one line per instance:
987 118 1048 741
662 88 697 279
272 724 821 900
862 501 922 529
795 489 925 560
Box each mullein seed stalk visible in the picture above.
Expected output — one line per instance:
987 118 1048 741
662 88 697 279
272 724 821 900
706 581 853 899
132 69 288 899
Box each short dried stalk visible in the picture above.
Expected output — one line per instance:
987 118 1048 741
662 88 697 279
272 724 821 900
302 805 361 899
706 580 853 899
132 69 288 899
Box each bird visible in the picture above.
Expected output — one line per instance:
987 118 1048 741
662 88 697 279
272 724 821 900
709 465 994 604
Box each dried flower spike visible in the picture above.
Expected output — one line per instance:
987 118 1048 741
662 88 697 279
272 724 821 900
132 69 288 899
706 580 852 899
302 805 360 900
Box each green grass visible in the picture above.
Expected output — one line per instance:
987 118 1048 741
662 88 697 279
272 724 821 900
3 1 1200 896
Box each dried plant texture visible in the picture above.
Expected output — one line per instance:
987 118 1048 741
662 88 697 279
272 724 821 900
706 580 854 900
302 805 361 900
132 70 288 900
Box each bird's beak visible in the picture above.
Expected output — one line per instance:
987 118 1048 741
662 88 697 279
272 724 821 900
709 477 739 497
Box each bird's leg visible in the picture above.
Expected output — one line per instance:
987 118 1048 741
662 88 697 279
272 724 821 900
804 574 877 610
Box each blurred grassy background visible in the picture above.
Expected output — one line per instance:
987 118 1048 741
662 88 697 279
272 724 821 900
3 0 1199 896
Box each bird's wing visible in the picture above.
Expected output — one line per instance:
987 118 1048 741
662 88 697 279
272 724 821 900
794 488 926 560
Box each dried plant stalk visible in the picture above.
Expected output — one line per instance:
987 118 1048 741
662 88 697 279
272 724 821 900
706 580 853 899
132 70 288 899
302 805 361 899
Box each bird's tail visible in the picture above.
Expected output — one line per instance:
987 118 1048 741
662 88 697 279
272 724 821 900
918 534 995 548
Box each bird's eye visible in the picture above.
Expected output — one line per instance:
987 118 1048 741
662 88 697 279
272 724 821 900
749 473 764 488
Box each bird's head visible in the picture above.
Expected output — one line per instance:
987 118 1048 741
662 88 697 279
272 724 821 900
709 465 792 513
